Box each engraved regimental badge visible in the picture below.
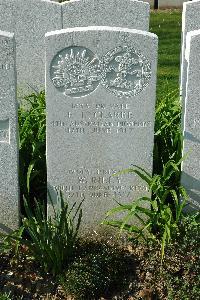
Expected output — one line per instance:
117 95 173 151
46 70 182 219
51 46 101 97
101 45 151 97
51 45 152 98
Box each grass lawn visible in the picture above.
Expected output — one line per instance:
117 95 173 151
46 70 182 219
150 9 182 99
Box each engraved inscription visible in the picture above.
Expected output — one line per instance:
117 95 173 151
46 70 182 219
0 37 14 73
0 37 14 55
101 45 151 97
53 168 149 200
0 87 15 100
194 118 200 128
50 102 152 135
0 63 12 70
0 119 9 143
51 46 101 97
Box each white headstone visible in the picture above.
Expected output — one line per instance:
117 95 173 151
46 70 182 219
180 0 200 103
0 0 62 93
62 0 150 31
45 26 158 230
181 29 200 210
0 30 19 232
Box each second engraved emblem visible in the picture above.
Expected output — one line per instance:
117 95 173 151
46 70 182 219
100 45 152 97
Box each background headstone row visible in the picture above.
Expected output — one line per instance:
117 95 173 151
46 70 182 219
0 0 150 94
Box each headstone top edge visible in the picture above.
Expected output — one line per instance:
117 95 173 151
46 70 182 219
185 29 200 61
0 30 14 39
184 0 200 8
40 0 61 4
60 0 150 8
45 26 157 39
187 29 200 39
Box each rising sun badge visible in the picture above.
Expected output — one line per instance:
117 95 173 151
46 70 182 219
50 46 101 97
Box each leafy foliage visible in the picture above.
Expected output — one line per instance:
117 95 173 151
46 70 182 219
103 160 188 260
151 9 182 190
3 193 82 276
0 226 24 259
18 91 46 203
154 89 182 180
0 293 12 300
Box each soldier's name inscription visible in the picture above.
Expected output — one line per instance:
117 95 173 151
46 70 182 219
50 101 152 134
53 166 149 200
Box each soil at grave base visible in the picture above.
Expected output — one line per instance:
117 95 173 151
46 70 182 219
0 241 198 300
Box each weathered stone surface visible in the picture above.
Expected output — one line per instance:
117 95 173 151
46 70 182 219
180 0 200 103
62 0 150 31
0 30 19 232
181 29 200 210
45 26 158 229
0 0 61 94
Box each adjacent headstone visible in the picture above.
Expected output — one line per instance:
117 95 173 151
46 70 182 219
180 0 200 103
0 30 19 232
62 0 150 31
0 0 62 93
181 29 200 210
45 26 158 230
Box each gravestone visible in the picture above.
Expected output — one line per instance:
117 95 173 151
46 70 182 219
45 26 158 230
0 0 61 93
180 0 200 104
0 0 150 93
0 30 19 232
62 0 150 31
181 29 200 210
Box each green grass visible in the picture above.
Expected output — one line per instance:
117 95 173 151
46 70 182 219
150 9 182 99
150 10 183 175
